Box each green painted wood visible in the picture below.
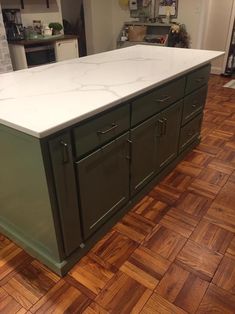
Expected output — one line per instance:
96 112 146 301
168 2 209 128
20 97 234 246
185 64 211 95
156 100 183 171
0 124 61 263
179 113 203 152
73 104 130 159
182 85 208 125
49 133 82 256
130 114 160 196
131 77 186 127
76 132 130 240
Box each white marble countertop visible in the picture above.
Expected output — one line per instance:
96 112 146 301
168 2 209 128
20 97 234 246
0 45 224 138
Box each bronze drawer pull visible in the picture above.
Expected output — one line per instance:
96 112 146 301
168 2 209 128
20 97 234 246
157 119 164 136
97 123 118 135
155 95 171 103
192 103 198 108
60 141 69 163
196 77 204 83
163 118 167 135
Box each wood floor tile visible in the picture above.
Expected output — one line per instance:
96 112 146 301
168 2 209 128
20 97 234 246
30 279 91 313
226 236 235 258
197 168 229 187
149 184 181 205
0 287 22 314
161 170 192 192
195 143 222 156
2 260 59 310
176 161 203 177
207 159 235 175
68 255 115 296
206 204 235 233
120 246 171 290
217 147 235 166
82 302 108 314
184 150 212 167
176 191 212 217
188 178 221 199
114 212 155 243
190 219 233 254
95 272 152 314
140 293 187 314
176 240 222 281
201 134 225 149
0 243 31 281
132 195 155 214
197 284 235 314
155 263 209 313
133 198 169 224
159 207 200 238
144 225 187 262
92 230 138 268
212 256 235 294
213 180 235 210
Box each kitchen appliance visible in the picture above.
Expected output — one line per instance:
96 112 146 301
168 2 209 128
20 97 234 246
25 44 56 67
2 9 24 41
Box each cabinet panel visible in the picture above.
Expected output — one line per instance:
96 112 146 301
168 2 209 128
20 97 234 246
76 132 130 239
131 77 185 126
179 113 203 152
185 64 210 94
74 104 130 159
156 100 183 171
182 85 208 125
55 39 79 62
49 132 82 256
130 114 159 195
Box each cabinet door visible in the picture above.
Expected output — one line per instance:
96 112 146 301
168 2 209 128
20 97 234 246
156 100 183 171
130 115 159 196
55 39 79 62
76 132 130 239
49 132 82 256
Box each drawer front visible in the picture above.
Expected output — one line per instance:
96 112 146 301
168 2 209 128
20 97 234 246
185 64 210 94
131 77 186 126
76 132 130 239
74 104 130 158
182 85 208 125
179 113 203 152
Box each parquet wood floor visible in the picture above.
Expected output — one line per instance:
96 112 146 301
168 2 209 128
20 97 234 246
1 75 235 313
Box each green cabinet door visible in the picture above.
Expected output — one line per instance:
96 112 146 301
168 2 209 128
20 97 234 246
130 114 159 196
49 132 82 257
76 132 130 240
156 100 183 171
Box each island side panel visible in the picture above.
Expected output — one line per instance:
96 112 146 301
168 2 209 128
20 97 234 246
0 124 62 267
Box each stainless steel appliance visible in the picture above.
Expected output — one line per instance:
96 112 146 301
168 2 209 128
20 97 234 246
2 9 24 41
25 44 56 67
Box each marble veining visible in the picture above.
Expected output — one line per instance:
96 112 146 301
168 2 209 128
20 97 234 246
0 45 224 138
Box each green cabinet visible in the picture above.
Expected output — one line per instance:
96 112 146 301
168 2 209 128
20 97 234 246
76 132 130 239
156 100 183 171
130 115 159 195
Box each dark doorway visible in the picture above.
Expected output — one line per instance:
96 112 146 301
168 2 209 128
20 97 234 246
60 0 87 57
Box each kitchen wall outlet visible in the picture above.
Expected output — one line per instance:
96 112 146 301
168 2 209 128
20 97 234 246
129 0 138 10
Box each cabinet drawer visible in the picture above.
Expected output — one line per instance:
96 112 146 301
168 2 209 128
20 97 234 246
74 104 130 158
179 113 203 152
131 77 186 126
182 85 208 125
76 132 130 239
185 64 210 95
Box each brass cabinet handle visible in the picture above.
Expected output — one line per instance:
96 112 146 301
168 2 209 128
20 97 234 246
163 118 167 135
155 95 171 103
196 77 204 83
157 119 164 136
97 123 118 135
60 141 69 163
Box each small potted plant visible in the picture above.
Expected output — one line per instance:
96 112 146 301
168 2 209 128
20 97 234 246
48 22 63 35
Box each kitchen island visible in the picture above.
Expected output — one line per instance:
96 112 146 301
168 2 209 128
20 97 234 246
0 45 224 275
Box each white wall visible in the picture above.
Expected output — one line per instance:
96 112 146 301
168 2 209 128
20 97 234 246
201 0 235 74
1 0 63 27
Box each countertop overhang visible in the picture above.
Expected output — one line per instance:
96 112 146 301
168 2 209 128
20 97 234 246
0 45 224 138
8 35 78 46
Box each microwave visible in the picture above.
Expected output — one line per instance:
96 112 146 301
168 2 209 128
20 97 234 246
25 44 56 67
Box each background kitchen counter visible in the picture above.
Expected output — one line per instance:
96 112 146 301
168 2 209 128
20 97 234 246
9 34 78 46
